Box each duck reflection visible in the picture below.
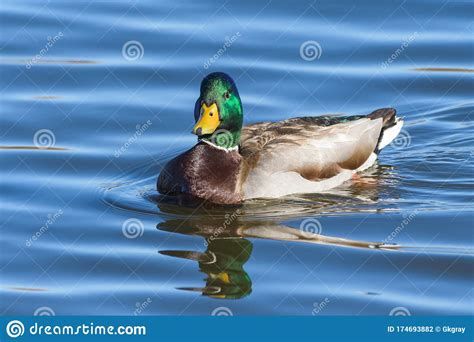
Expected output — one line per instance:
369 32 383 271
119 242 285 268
161 238 252 299
157 199 398 300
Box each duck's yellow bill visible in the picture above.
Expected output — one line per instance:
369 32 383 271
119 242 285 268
193 103 220 136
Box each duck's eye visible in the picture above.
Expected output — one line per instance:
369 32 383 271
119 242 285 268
209 112 213 116
224 91 230 100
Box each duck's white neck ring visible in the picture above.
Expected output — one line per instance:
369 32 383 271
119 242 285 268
200 139 239 152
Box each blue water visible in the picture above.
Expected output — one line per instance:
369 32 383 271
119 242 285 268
1 0 473 316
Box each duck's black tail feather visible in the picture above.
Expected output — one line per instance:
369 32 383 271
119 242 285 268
367 107 397 127
367 108 404 152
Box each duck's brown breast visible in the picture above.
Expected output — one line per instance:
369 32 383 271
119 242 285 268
157 142 244 205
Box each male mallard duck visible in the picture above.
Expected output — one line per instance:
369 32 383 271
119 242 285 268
157 72 403 204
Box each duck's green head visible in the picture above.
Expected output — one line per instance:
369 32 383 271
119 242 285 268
192 72 243 149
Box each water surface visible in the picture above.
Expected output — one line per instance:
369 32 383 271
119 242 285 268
1 0 473 315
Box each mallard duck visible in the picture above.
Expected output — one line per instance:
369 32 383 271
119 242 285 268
157 72 403 204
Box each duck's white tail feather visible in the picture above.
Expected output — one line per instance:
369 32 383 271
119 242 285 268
378 118 404 150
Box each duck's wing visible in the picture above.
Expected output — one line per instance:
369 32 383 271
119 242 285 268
239 108 401 199
240 115 383 178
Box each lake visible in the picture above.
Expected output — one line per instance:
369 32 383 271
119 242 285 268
1 0 473 316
